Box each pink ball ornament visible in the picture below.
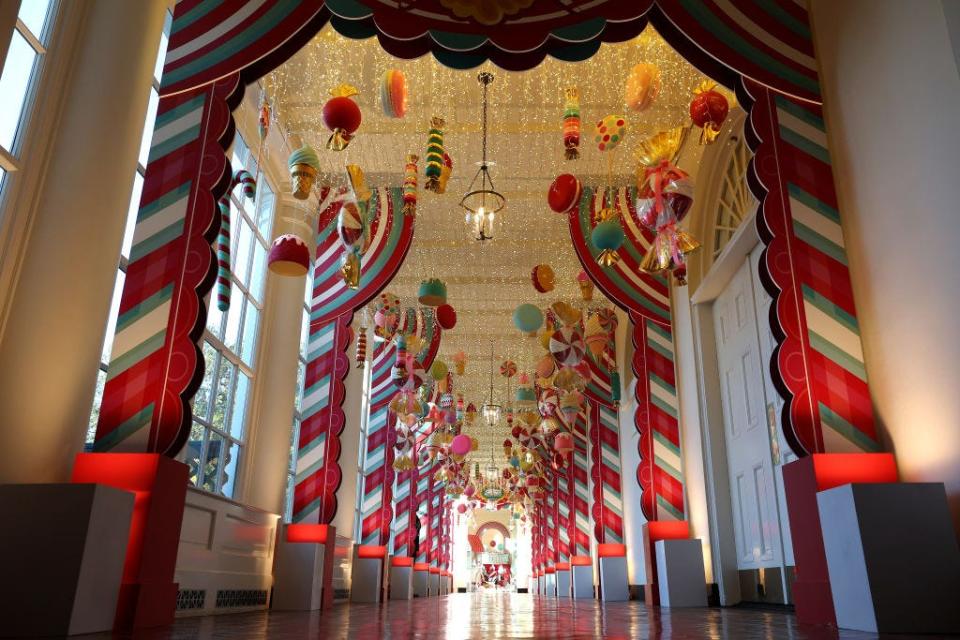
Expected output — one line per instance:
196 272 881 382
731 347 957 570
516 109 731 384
450 434 472 456
457 504 467 514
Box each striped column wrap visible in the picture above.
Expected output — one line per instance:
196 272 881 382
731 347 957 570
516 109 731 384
95 76 243 455
294 187 417 525
570 411 591 556
214 196 231 311
740 79 879 455
633 312 685 520
545 477 556 567
568 187 684 523
556 464 571 563
589 399 625 544
360 307 441 546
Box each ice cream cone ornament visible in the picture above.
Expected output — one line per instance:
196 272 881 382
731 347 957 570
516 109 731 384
576 270 594 301
288 145 320 200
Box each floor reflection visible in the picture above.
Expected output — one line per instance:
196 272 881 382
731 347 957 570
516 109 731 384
83 592 954 639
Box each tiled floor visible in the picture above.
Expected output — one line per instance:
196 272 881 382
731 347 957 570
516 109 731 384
91 593 953 639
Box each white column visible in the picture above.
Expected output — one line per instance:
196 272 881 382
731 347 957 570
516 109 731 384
332 347 365 537
0 0 167 483
240 196 309 514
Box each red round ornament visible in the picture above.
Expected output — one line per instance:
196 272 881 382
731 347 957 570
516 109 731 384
689 91 728 127
547 174 583 214
436 304 457 330
323 96 362 136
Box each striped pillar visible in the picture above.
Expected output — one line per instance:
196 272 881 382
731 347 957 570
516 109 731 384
589 400 624 543
293 187 416 525
358 340 396 544
633 313 685 520
96 77 242 454
545 478 556 568
744 81 879 454
556 466 570 564
570 412 592 556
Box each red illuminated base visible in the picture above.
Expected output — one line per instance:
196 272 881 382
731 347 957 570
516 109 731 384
642 520 690 606
783 453 897 626
71 453 188 630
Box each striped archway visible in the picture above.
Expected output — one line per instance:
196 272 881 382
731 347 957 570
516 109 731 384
95 0 876 534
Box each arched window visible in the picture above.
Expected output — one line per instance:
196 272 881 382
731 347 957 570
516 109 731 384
711 132 756 260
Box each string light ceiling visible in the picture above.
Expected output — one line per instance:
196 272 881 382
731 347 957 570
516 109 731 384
265 23 730 451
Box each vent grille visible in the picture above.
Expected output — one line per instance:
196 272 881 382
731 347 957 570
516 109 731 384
215 589 268 608
176 589 206 611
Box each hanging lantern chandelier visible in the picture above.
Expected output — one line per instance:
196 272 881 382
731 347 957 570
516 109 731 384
480 341 502 427
461 71 505 242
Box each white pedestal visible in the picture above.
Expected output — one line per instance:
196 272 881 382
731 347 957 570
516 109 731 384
599 556 629 602
537 575 545 595
350 554 384 603
655 539 707 607
817 483 960 634
439 575 448 595
429 572 440 596
272 527 328 610
556 570 571 597
413 570 429 597
0 484 133 637
572 565 593 599
390 566 413 600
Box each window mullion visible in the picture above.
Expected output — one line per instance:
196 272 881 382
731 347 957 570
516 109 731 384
15 19 46 54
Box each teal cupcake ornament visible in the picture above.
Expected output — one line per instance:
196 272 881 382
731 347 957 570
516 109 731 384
417 278 447 306
592 214 625 267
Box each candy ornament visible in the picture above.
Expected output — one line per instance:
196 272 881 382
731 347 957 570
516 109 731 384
595 115 627 153
549 301 581 327
549 327 586 367
535 354 556 380
215 197 232 311
424 116 446 193
547 173 582 216
531 264 555 293
322 84 362 151
402 154 418 216
436 304 457 330
624 63 661 112
450 434 472 457
562 87 581 160
554 431 574 457
499 360 517 378
373 292 401 341
418 278 447 306
268 234 311 276
576 270 594 302
430 360 448 381
592 214 625 268
355 325 367 368
513 304 544 335
437 153 453 195
452 350 467 375
288 145 320 200
690 81 730 144
381 69 408 118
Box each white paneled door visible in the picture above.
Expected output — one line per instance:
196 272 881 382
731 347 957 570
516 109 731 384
713 258 786 570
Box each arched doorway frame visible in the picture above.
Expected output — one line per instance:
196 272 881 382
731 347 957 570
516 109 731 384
94 1 878 536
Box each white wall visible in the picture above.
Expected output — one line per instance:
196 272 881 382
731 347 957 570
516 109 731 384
810 0 960 531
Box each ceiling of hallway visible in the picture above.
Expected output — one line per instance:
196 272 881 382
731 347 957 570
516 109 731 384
265 24 732 452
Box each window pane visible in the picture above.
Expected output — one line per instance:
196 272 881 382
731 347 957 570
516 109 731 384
229 370 249 439
206 291 225 339
87 369 107 445
240 300 258 366
289 419 299 473
249 241 266 303
300 313 310 354
203 431 223 492
18 0 53 40
0 32 38 150
255 182 275 238
295 360 305 409
121 172 144 259
194 341 217 420
154 12 171 83
220 440 240 498
186 421 205 486
234 219 253 287
100 270 125 364
284 474 294 523
223 286 244 353
138 88 159 168
212 359 235 429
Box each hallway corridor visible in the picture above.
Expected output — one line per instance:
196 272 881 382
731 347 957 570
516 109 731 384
81 593 945 640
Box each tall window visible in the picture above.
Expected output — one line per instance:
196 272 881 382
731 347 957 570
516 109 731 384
0 0 57 199
188 134 275 498
87 11 170 444
284 278 312 521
